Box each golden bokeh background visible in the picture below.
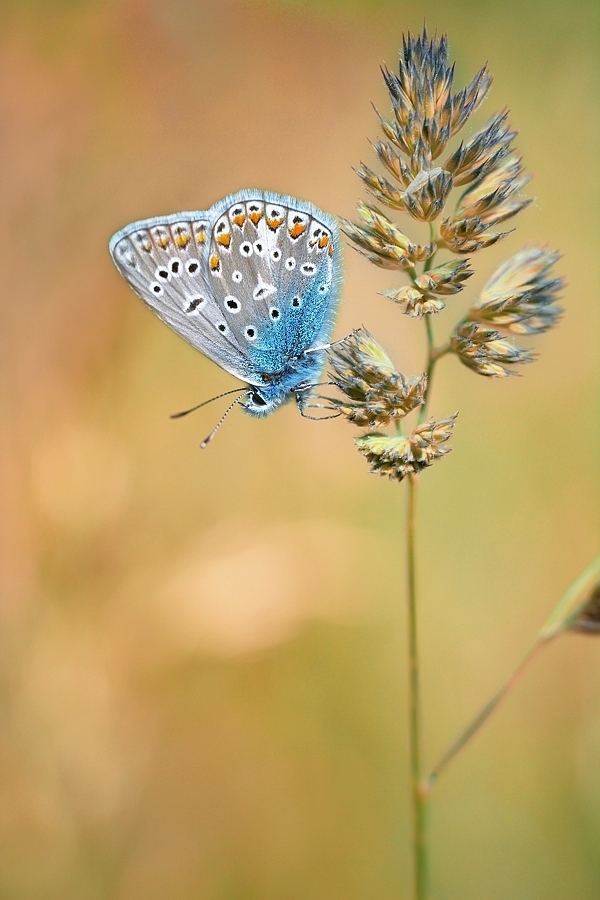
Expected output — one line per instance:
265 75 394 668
1 1 598 897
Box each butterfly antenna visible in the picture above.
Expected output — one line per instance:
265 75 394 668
170 387 247 419
200 394 247 449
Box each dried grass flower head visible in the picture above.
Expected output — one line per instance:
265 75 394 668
326 328 426 428
333 25 563 479
379 29 491 170
451 247 564 376
383 259 473 317
450 321 535 377
470 247 564 335
355 415 458 483
326 329 457 481
343 25 519 251
341 24 562 329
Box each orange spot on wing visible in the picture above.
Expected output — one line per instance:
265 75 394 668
267 215 284 232
216 232 231 248
174 229 191 248
328 243 334 256
318 234 330 249
232 213 246 227
289 222 307 239
156 233 169 249
209 254 220 272
249 210 263 225
195 225 207 244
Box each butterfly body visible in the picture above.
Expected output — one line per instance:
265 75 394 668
109 189 342 417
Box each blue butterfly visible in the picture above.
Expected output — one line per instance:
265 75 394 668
109 189 342 440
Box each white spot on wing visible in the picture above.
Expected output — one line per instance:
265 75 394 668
253 276 276 301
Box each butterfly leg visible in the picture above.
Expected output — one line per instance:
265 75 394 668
297 394 341 421
304 336 349 355
299 409 342 421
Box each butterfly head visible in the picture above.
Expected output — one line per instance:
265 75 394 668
240 387 286 418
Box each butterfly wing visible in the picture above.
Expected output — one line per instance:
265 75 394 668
109 190 341 388
109 210 262 385
204 190 341 377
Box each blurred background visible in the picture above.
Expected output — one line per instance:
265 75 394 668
1 0 598 897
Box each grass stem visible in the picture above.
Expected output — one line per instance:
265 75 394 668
406 473 429 899
425 640 544 790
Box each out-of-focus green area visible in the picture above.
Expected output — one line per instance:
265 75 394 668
1 1 598 898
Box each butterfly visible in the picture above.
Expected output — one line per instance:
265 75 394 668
109 189 342 440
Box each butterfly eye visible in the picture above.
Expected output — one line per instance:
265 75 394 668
253 241 264 255
245 326 257 341
240 242 253 257
225 296 241 313
168 258 181 276
231 270 243 283
319 283 329 294
269 307 281 321
271 249 281 261
155 267 170 281
216 322 229 334
285 257 296 270
151 283 164 295
185 259 200 275
292 296 301 308
301 263 316 276
251 391 267 407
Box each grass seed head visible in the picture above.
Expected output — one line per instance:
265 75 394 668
454 158 532 228
326 328 427 427
444 111 517 186
402 167 454 221
346 27 534 263
341 204 435 269
382 285 446 317
439 216 509 254
415 259 474 295
470 247 564 334
355 414 458 481
450 320 535 376
382 26 491 164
